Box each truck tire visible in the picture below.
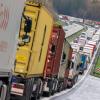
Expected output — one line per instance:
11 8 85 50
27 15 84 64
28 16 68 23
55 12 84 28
31 78 43 100
57 81 63 92
47 80 52 97
53 79 58 94
24 78 34 100
5 85 11 100
67 79 73 88
73 75 78 85
43 79 53 97
51 79 58 95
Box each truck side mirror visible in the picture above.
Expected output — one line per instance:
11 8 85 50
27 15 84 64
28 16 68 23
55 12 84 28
51 44 56 54
24 17 32 33
62 52 66 62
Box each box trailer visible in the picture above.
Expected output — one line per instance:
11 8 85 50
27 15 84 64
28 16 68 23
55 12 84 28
0 0 25 100
43 25 65 95
11 0 53 100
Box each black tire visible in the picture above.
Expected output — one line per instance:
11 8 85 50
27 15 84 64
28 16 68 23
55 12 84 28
67 79 74 88
31 78 43 100
5 85 11 100
79 70 84 75
51 79 58 95
73 75 78 85
24 78 34 100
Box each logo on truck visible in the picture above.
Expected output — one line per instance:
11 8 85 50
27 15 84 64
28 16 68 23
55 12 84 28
0 3 9 30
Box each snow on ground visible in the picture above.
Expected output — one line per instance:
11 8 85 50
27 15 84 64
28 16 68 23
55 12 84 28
51 75 100 100
41 43 100 100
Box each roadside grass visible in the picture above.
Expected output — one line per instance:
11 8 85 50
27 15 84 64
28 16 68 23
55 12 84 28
91 49 100 78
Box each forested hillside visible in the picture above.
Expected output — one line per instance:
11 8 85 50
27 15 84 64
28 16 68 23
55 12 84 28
52 0 100 21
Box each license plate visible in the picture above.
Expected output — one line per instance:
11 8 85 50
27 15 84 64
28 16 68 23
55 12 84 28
11 83 24 96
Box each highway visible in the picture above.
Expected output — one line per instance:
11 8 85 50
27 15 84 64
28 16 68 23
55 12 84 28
50 75 100 100
41 43 100 100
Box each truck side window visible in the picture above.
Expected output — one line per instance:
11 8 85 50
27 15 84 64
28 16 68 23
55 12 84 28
76 64 80 70
62 52 66 62
51 44 56 54
23 16 32 33
67 60 71 69
80 47 83 51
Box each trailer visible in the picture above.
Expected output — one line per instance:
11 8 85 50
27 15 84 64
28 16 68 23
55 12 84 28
11 0 53 100
43 25 65 95
0 0 25 100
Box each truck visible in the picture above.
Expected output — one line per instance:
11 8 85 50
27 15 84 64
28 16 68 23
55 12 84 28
11 0 53 100
43 25 65 96
64 45 73 89
57 39 72 91
0 0 25 100
79 54 88 74
67 52 81 87
83 45 95 59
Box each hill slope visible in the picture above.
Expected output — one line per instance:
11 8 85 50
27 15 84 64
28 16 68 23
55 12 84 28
52 0 100 21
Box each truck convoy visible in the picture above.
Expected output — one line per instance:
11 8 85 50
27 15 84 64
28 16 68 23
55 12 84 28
0 0 99 100
10 0 77 100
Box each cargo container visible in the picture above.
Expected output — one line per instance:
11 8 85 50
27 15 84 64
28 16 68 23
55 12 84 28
87 41 97 46
43 25 65 95
71 43 80 52
83 46 94 57
0 0 25 100
92 34 100 43
11 1 53 100
83 47 93 60
78 37 86 46
85 44 95 55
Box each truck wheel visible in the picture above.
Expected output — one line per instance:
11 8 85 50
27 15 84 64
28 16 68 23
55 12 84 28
67 79 73 88
5 85 11 100
52 79 58 95
24 78 34 100
73 75 78 85
45 80 53 97
51 79 57 95
31 78 43 100
57 81 63 92
37 79 43 99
